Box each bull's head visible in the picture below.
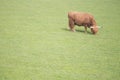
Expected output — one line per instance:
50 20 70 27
90 26 101 34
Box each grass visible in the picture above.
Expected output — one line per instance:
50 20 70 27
0 0 120 80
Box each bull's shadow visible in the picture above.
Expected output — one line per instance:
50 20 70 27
76 29 92 34
62 28 92 35
62 28 71 32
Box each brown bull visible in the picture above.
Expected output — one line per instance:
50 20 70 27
68 11 99 34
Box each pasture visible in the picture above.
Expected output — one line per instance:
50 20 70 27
0 0 120 80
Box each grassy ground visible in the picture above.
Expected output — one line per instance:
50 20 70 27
0 0 120 80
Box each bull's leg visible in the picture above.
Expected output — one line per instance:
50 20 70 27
84 26 87 33
69 19 75 32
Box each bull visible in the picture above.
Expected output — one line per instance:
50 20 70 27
68 11 100 34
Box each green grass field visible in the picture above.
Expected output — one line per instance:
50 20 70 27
0 0 120 80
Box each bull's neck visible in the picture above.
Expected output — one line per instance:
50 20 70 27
92 19 97 27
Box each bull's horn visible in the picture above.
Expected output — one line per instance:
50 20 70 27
97 26 102 28
90 26 94 28
90 26 102 29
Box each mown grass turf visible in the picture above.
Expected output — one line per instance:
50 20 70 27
0 0 120 80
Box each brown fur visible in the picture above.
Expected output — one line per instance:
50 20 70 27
68 11 98 34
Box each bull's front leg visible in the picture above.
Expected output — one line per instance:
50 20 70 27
84 26 87 33
69 19 75 32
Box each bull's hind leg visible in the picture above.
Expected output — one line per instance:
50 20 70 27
69 19 75 32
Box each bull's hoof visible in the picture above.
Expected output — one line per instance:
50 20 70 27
71 30 76 32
